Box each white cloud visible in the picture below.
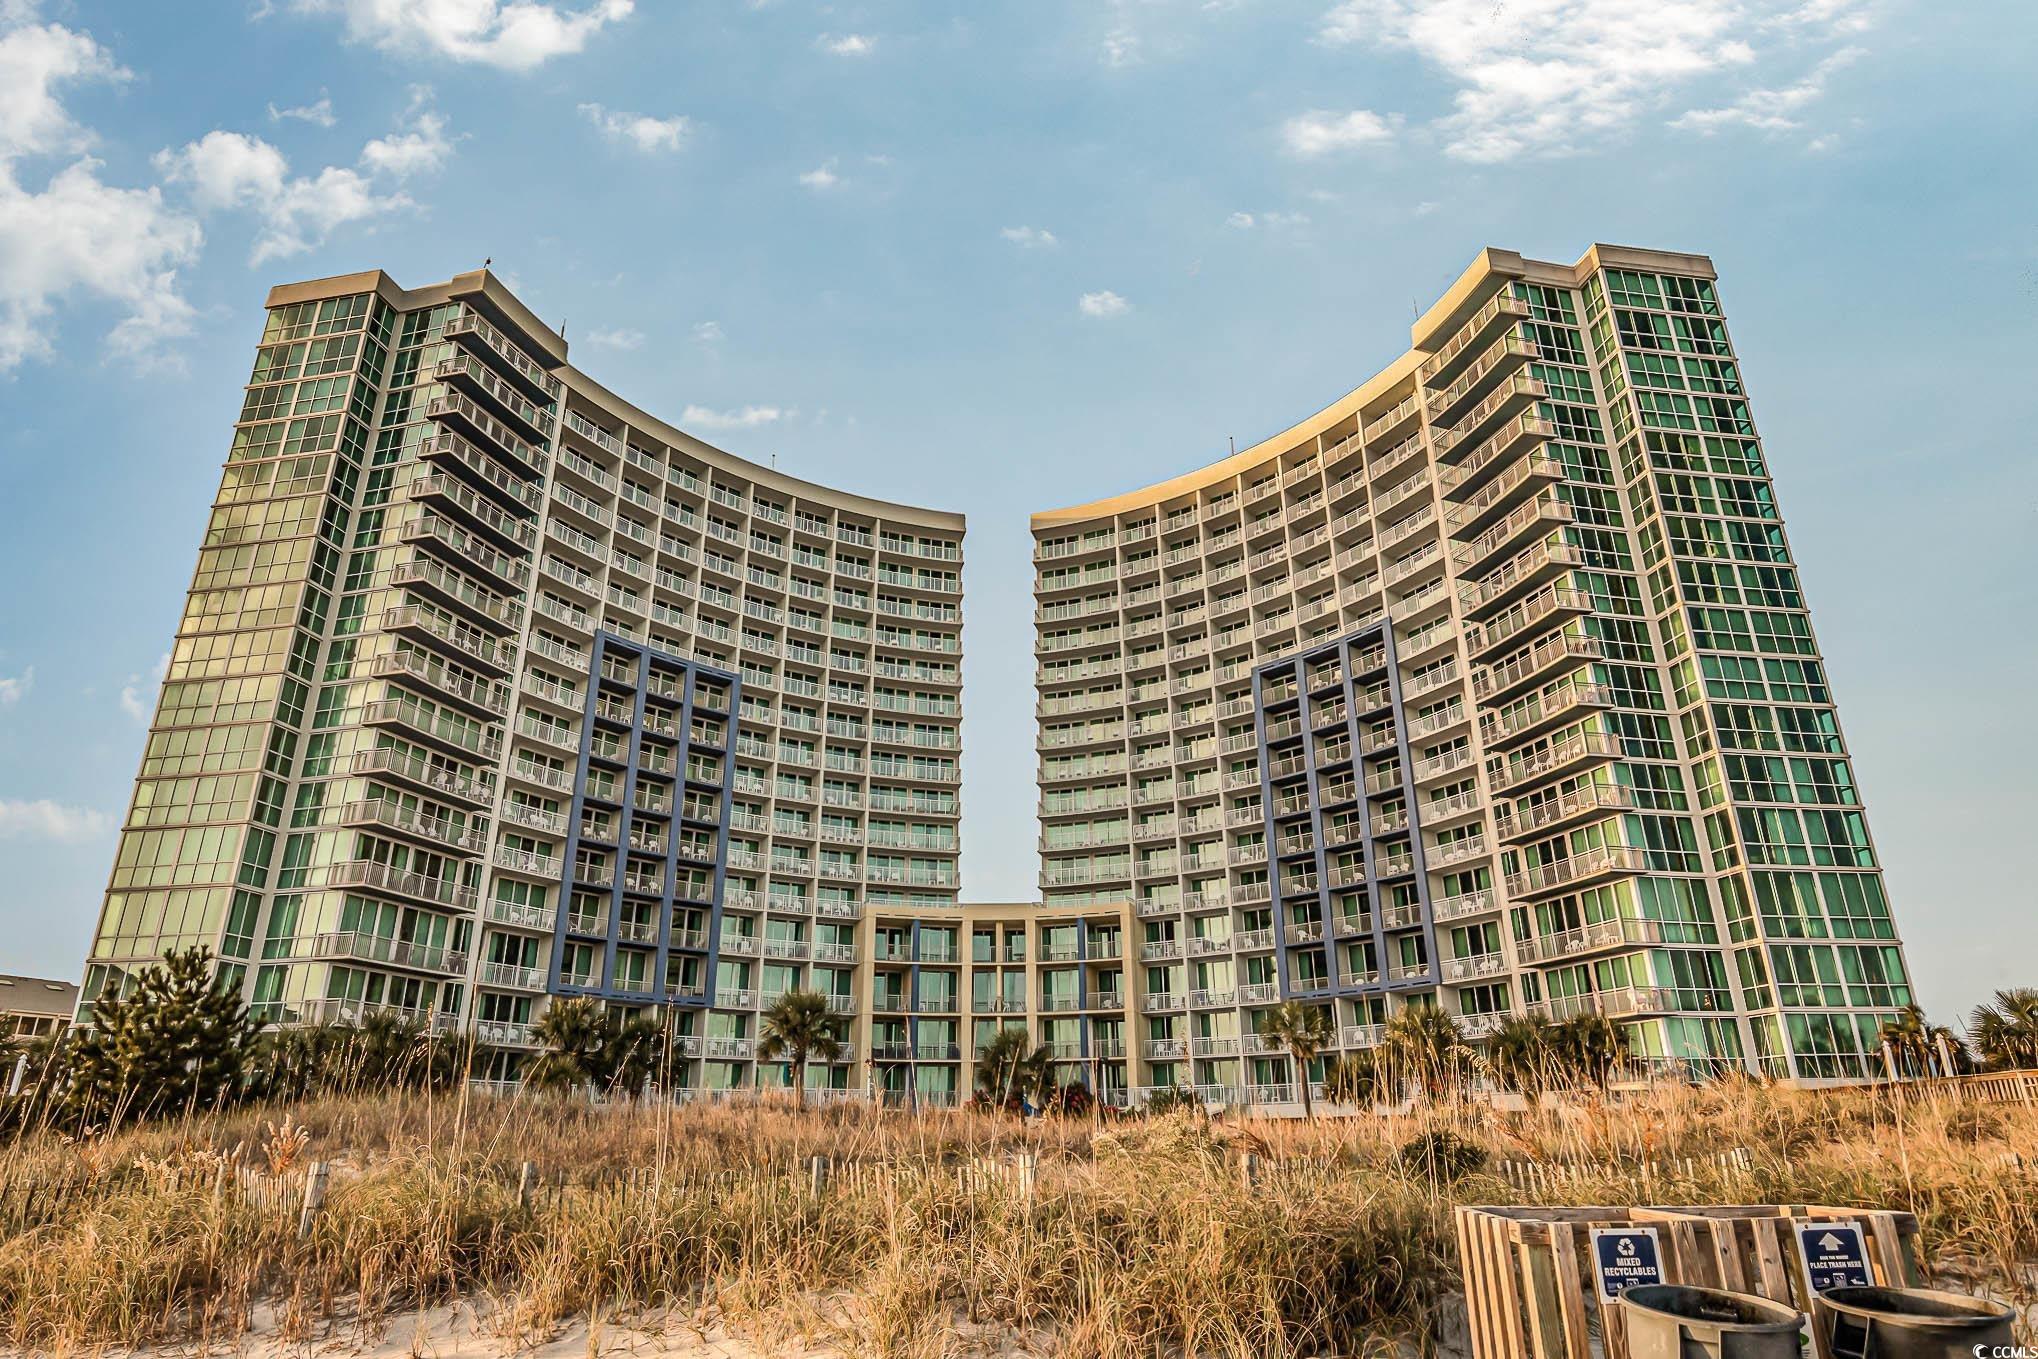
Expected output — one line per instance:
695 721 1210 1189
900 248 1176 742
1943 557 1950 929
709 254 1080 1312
798 161 839 190
360 94 454 175
156 130 289 212
0 798 112 843
577 102 689 153
288 0 635 71
0 17 202 371
1228 210 1311 229
0 17 120 160
1316 0 1868 162
1282 108 1397 157
682 403 783 431
584 326 643 349
1000 225 1058 249
267 94 336 127
819 33 874 56
118 652 168 724
156 97 453 264
1101 26 1139 67
0 666 31 705
1078 290 1130 319
692 320 722 343
1671 44 1863 134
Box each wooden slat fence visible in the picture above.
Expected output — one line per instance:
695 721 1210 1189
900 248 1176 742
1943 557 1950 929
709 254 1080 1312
1455 1204 1921 1359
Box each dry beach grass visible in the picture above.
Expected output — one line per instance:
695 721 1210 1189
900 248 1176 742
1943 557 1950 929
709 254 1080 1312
0 1080 2032 1357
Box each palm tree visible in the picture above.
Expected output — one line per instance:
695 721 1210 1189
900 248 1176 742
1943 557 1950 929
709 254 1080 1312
1878 1004 1932 1078
1261 1000 1334 1118
1970 989 2038 1072
602 1012 669 1096
972 1025 1039 1110
1487 1014 1557 1097
1551 1012 1631 1089
1323 1048 1382 1107
356 1009 429 1089
756 989 844 1108
1383 1005 1470 1101
526 996 610 1094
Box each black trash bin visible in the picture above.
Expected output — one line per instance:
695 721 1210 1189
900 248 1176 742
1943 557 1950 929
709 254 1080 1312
1814 1285 2015 1359
1622 1284 1806 1359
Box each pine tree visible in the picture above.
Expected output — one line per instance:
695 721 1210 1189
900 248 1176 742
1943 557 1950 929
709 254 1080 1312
64 947 260 1127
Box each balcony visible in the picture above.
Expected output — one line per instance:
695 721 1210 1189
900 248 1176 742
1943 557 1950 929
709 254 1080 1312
433 349 552 439
1432 375 1545 462
1518 915 1672 964
425 384 547 477
294 998 455 1032
1440 951 1506 983
390 554 521 633
475 1020 539 1049
1486 728 1622 794
1497 781 1637 842
349 747 492 806
369 648 510 720
444 305 561 401
1461 542 1585 622
1504 843 1651 899
1419 291 1530 389
1432 888 1498 923
492 845 560 880
483 897 552 931
416 428 542 515
363 697 503 764
1426 333 1536 428
1333 1023 1381 1049
381 603 515 675
1530 986 1708 1022
1474 631 1603 704
310 930 466 976
326 859 477 914
339 799 484 856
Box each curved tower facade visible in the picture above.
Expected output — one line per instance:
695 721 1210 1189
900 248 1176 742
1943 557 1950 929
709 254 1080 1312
1032 245 1912 1097
82 268 964 1097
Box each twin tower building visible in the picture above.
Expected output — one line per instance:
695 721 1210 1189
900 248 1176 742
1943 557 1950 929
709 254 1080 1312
79 244 1916 1106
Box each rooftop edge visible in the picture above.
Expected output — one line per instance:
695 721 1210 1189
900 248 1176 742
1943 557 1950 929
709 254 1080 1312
263 268 966 534
1029 243 1715 532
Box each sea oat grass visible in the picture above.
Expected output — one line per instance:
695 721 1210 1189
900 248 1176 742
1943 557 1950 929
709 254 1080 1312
0 1084 2029 1354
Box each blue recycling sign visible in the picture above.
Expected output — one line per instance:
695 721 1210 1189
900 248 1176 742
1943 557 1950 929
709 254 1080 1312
1796 1222 1872 1295
1590 1226 1664 1301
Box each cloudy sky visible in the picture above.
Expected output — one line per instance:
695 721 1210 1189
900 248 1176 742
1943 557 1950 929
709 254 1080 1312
0 0 2032 1025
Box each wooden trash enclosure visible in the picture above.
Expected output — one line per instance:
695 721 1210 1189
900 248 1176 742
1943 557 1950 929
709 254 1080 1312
1456 1205 1923 1359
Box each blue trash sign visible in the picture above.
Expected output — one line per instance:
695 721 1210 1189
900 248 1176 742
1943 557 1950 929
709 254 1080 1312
1590 1226 1664 1301
1796 1222 1872 1296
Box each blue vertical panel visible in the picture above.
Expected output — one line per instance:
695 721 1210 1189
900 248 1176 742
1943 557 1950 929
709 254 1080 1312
547 630 736 1008
1255 622 1441 1005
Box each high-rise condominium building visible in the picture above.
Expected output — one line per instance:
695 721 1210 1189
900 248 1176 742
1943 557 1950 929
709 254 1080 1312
80 268 966 1098
1033 244 1913 1094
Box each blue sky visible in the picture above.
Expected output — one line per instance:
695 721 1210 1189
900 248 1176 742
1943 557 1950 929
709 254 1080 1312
0 0 2033 1027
